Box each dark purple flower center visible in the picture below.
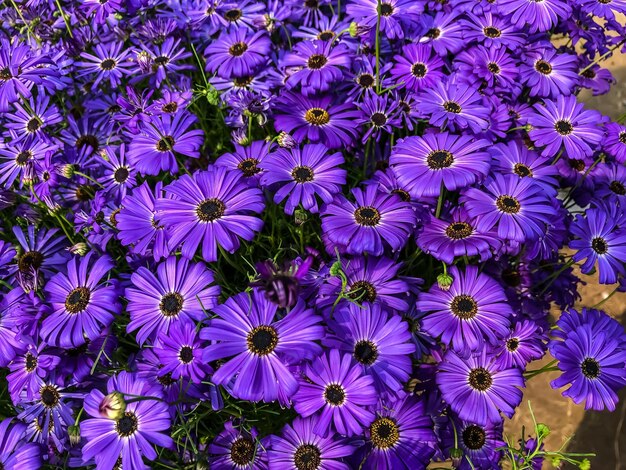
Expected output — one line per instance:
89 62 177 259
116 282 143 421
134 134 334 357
25 352 38 372
100 58 117 70
534 60 552 75
16 150 32 165
196 198 226 222
445 222 472 240
76 134 100 151
234 76 254 87
114 166 130 183
154 55 170 66
27 118 41 132
18 250 44 272
581 68 596 78
354 206 381 226
231 437 255 465
229 42 248 57
370 417 400 449
116 412 138 437
179 346 194 364
224 8 242 21
427 150 454 170
514 163 532 177
305 107 330 126
378 2 394 16
65 286 91 314
411 62 427 78
609 180 626 195
307 54 328 69
487 62 500 74
427 28 441 39
0 67 12 80
619 132 626 144
247 325 278 356
292 165 314 183
162 102 178 113
370 112 387 127
496 195 521 214
305 0 319 7
568 159 586 171
158 371 176 386
317 30 335 41
554 120 574 135
323 383 346 406
506 338 520 352
598 0 612 4
591 237 608 254
238 158 261 177
450 294 478 319
581 357 601 378
294 444 322 470
156 135 175 152
468 367 493 391
67 342 89 357
159 292 184 317
443 101 462 113
108 104 122 113
40 385 60 408
462 425 486 450
354 340 378 365
391 188 410 201
483 26 501 38
357 73 375 88
502 268 521 287
348 280 377 303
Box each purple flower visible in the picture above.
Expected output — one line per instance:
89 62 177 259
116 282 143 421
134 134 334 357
138 37 193 87
437 349 524 425
390 43 445 92
41 253 120 348
205 27 271 78
0 419 42 470
462 12 526 50
208 421 269 469
76 41 133 90
520 48 579 98
158 166 265 262
357 93 402 143
321 185 416 256
492 320 547 370
250 255 314 309
154 320 210 383
126 256 220 345
7 341 60 402
497 0 571 32
347 0 421 40
603 122 626 163
293 349 377 437
201 289 323 404
3 95 61 143
215 140 273 181
260 143 346 215
439 417 505 470
101 144 137 203
0 138 58 190
390 132 491 198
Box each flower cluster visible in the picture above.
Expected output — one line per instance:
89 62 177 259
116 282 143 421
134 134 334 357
0 0 626 469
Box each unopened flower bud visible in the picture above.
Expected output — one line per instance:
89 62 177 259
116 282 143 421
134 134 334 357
578 458 591 470
450 447 463 468
329 260 343 277
277 131 297 149
61 163 77 178
136 51 154 74
68 424 81 445
294 208 308 226
437 272 453 291
67 243 89 256
536 423 550 439
99 391 126 419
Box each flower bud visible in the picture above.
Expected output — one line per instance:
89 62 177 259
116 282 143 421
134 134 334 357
67 243 89 256
294 208 308 226
578 459 591 470
98 391 126 420
450 447 463 468
329 260 343 277
61 163 77 179
68 424 81 445
277 131 297 149
437 272 453 291
536 423 550 439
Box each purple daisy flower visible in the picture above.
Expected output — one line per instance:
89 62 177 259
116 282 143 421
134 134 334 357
7 341 60 402
437 349 524 425
461 173 553 242
347 0 421 39
418 12 465 56
390 132 491 198
325 302 415 396
76 41 133 90
0 289 25 367
127 112 204 176
274 92 361 149
3 95 61 143
208 421 269 469
357 93 402 143
519 48 579 98
390 43 445 92
138 37 193 87
215 140 273 181
417 265 512 352
321 185 416 256
41 253 120 348
528 95 604 159
201 289 323 404
205 27 271 78
491 320 546 370
251 255 315 309
603 122 626 163
269 416 356 469
439 417 505 470
498 0 571 32
260 143 346 215
154 320 210 383
0 138 58 190
101 144 137 203
126 256 220 345
293 349 377 437
0 419 42 470
462 12 526 50
81 372 173 469
158 166 265 262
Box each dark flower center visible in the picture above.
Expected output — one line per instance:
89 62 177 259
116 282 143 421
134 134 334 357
354 206 381 226
581 357 601 378
554 120 574 135
483 26 501 38
305 108 330 126
468 367 493 391
581 69 596 78
370 417 400 449
506 338 520 352
591 237 608 254
307 54 328 69
67 342 89 357
16 150 32 165
348 280 377 303
496 195 521 214
462 425 486 450
318 30 335 41
246 325 279 356
514 163 532 177
305 0 319 8
27 118 41 132
156 135 175 152
159 292 184 317
443 101 462 113
598 0 611 4
535 60 552 75
229 42 248 57
18 250 44 272
450 294 478 320
354 340 378 365
110 208 121 227
238 158 260 177
391 188 411 201
569 159 586 171
179 346 194 364
25 352 38 372
427 28 441 39
446 222 473 239
65 287 91 314
292 165 314 183
357 73 375 88
427 150 454 169
224 8 242 21
234 76 254 87
154 55 170 66
294 444 322 470
502 268 521 287
40 385 60 408
378 3 394 15
487 62 500 74
231 437 255 465
411 62 427 78
0 67 11 80
115 412 138 437
108 104 122 113
196 198 226 222
100 58 116 70
76 134 99 151
162 102 178 113
114 167 130 183
323 383 346 406
370 112 387 127
609 180 626 195
158 372 176 386
619 132 626 144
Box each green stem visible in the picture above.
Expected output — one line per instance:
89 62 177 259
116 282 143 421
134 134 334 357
435 183 445 218
375 0 381 93
54 0 74 38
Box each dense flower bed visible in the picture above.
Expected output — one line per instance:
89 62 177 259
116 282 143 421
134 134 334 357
1 0 626 468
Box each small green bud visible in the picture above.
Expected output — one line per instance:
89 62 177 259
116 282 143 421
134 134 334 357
294 209 308 226
349 22 359 37
329 260 343 277
450 447 463 467
536 423 550 439
61 163 77 179
437 272 453 291
68 424 81 445
68 243 89 256
578 458 591 470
